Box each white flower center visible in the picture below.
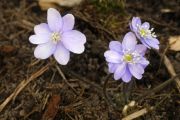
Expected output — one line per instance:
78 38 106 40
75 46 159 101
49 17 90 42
123 50 141 64
51 32 61 43
137 25 157 38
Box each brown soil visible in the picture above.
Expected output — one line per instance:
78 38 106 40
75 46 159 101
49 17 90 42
0 0 180 119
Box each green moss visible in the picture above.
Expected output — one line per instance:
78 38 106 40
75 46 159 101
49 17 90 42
90 0 126 15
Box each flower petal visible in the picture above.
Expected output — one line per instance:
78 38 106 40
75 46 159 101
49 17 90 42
34 23 50 34
29 34 51 44
145 39 159 49
114 62 126 80
128 64 144 79
108 63 118 73
141 22 150 29
139 38 151 48
47 8 62 32
61 30 86 54
109 41 122 53
34 42 56 59
151 38 160 44
135 44 147 55
122 32 137 51
131 17 141 31
54 42 70 65
122 67 132 83
129 22 133 31
104 50 122 63
62 14 75 32
139 58 149 68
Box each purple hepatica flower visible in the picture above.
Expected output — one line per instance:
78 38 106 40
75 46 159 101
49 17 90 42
104 32 149 83
29 8 86 65
130 17 159 49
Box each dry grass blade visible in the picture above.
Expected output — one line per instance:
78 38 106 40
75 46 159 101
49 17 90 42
0 64 49 112
135 74 180 101
164 55 180 92
55 65 78 95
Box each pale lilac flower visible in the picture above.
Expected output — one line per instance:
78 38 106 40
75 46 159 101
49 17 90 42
29 8 86 65
130 17 160 49
104 32 149 82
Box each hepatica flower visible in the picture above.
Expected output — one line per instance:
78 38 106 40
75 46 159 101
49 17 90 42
130 17 159 49
29 8 86 65
104 32 149 82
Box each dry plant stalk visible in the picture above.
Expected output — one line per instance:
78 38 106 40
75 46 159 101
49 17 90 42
122 107 154 120
164 55 180 92
0 64 49 112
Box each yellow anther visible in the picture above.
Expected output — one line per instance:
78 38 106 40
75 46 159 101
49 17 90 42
124 54 133 62
51 32 60 43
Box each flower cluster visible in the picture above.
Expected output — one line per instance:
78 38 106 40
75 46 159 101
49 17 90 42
29 8 86 65
29 9 159 83
104 17 160 82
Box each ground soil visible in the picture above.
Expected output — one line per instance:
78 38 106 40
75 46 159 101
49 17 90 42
0 0 180 120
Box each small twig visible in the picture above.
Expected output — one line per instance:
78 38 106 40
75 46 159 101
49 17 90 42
154 91 173 109
0 32 10 40
123 91 171 119
163 55 180 92
122 107 154 120
55 65 78 95
22 19 35 28
66 69 119 110
24 107 39 119
73 11 117 40
155 47 180 92
135 74 180 101
155 49 180 92
143 17 179 32
28 59 41 67
157 45 170 74
69 70 103 91
42 94 50 110
0 64 49 112
55 65 66 80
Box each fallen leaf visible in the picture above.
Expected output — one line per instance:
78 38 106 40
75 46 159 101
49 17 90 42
0 45 16 53
42 95 61 120
39 1 57 10
39 0 83 10
169 36 180 51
